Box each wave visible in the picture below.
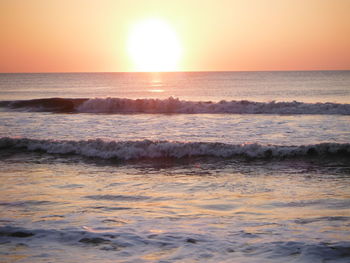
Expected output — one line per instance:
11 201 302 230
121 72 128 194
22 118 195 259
0 98 87 113
1 97 350 115
1 137 349 161
2 225 349 261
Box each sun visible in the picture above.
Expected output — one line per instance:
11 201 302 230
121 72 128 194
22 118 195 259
127 18 182 72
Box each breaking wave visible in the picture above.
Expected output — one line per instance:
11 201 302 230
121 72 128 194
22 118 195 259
1 97 350 115
1 137 349 160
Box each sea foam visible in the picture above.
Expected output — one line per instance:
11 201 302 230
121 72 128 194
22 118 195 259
1 97 350 115
1 137 349 160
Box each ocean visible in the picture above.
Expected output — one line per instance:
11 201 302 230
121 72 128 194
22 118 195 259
0 71 349 262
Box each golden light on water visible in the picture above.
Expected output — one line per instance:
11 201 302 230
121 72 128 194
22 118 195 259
149 89 165 93
127 18 182 72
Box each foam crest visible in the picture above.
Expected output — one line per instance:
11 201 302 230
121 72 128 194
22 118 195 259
77 97 350 114
1 137 349 160
1 97 350 115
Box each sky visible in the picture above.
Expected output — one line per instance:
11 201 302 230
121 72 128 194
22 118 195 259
1 0 350 72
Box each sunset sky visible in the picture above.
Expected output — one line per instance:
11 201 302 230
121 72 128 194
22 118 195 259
1 0 349 72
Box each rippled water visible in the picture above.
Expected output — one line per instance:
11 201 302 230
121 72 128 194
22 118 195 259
0 71 350 262
1 112 349 145
1 153 350 262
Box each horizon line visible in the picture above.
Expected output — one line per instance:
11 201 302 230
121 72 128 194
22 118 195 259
1 69 349 74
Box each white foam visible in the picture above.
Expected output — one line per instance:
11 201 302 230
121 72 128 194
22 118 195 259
77 97 350 115
1 137 349 160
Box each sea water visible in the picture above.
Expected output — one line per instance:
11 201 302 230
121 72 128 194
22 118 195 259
0 71 349 262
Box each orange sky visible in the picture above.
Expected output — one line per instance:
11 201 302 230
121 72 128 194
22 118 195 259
1 0 349 72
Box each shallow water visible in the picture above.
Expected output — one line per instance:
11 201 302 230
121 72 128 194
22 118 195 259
1 153 350 262
1 112 349 145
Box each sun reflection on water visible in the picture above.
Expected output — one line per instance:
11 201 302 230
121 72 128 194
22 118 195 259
149 89 165 93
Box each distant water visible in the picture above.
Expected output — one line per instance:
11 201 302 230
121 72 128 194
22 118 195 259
1 71 349 102
0 71 350 262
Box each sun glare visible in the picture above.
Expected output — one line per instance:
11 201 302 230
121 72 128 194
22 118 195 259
127 19 182 72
